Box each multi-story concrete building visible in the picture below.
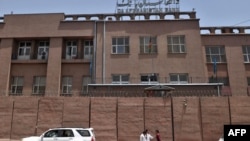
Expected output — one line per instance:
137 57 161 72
0 10 250 97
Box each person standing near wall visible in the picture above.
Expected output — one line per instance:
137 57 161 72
140 130 146 141
155 130 161 141
145 129 154 141
140 129 153 141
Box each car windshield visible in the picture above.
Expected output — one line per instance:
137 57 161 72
76 130 91 137
44 130 59 138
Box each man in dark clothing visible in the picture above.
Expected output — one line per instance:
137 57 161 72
155 130 161 141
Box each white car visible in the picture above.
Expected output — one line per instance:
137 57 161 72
22 128 95 141
218 136 224 141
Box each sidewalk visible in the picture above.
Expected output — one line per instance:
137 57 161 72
0 139 20 141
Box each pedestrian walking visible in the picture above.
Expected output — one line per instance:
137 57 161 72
155 130 161 141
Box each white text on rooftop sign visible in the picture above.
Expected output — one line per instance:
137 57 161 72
116 0 180 14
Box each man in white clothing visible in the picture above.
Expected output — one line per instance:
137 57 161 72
140 131 146 141
140 129 153 141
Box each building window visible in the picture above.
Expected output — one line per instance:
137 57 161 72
112 37 129 54
167 35 186 53
11 76 24 94
242 46 250 63
82 76 91 94
170 73 188 84
140 36 157 54
37 41 49 60
209 76 229 86
62 76 73 94
247 77 250 86
112 74 129 84
205 46 226 63
84 40 94 59
18 41 31 60
141 74 158 84
33 76 46 94
218 77 229 86
66 41 77 59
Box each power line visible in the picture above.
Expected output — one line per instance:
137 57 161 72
232 18 250 26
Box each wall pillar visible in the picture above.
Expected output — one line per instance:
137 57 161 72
45 37 62 96
0 38 13 96
226 45 247 96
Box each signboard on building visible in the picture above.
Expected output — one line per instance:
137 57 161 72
116 0 180 14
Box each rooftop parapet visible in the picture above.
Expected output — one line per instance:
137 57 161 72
200 26 250 35
63 12 196 21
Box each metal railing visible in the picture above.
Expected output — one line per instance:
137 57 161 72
2 87 221 97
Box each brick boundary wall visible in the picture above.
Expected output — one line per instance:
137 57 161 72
0 96 250 141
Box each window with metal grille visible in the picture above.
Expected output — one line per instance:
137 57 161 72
82 76 91 94
33 76 46 94
11 76 24 94
112 74 129 84
62 76 73 94
140 74 158 84
169 73 188 84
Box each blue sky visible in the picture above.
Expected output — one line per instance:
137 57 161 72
0 0 250 27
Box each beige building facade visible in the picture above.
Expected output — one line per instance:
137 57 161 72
0 12 250 96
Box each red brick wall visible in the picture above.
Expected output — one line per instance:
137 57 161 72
1 96 250 141
11 97 39 139
201 97 230 141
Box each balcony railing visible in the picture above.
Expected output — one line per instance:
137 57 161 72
3 89 221 97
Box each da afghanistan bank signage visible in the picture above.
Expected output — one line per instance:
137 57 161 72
116 0 180 14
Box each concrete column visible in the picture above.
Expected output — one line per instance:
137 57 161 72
45 37 63 96
226 45 247 96
130 15 135 20
239 28 245 33
144 14 150 20
0 39 13 96
159 14 164 20
189 12 196 19
174 13 180 19
209 28 216 34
